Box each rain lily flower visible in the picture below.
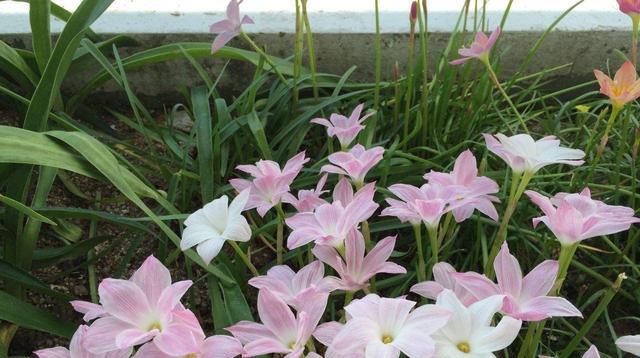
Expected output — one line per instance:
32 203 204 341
285 182 378 249
410 262 477 306
135 333 243 358
282 174 328 212
617 335 640 356
450 26 501 65
618 0 640 18
594 60 640 109
433 290 522 357
82 256 199 355
210 0 254 54
312 232 406 291
321 144 384 185
381 183 455 228
248 260 335 310
310 104 374 149
227 289 326 358
34 325 131 358
424 150 500 222
230 151 309 217
327 294 451 358
455 242 582 321
483 133 585 174
526 188 640 246
180 190 251 265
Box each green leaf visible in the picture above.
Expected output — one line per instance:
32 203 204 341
0 289 75 338
247 111 272 160
30 0 52 73
0 259 71 302
31 235 111 267
0 194 55 226
191 86 215 203
35 207 152 233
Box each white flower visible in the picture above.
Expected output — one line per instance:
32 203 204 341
180 189 251 264
617 335 640 356
433 290 522 358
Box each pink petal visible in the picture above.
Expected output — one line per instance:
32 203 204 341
212 31 238 54
314 321 344 347
201 335 244 358
153 323 201 356
258 289 298 344
226 321 274 344
130 255 172 305
156 280 193 312
33 347 70 358
98 279 152 326
70 300 106 321
410 281 444 300
115 329 157 349
454 272 500 300
494 242 523 296
582 345 600 358
243 338 290 356
520 260 558 300
519 296 582 321
84 317 133 354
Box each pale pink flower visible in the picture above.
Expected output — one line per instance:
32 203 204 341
618 0 640 17
410 262 477 306
433 290 521 357
321 144 384 184
81 256 199 355
227 289 326 358
617 335 640 356
282 174 328 212
424 150 500 222
71 300 107 322
312 232 406 292
594 60 640 109
326 294 451 358
180 189 252 264
450 26 501 65
230 151 309 217
526 188 640 246
310 104 374 149
210 0 254 54
483 133 585 173
331 177 356 205
381 183 455 228
135 332 243 358
454 242 582 321
285 182 378 249
34 325 131 358
248 261 335 310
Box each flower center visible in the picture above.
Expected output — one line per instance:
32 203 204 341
147 321 162 332
381 335 393 344
185 354 198 358
457 342 471 353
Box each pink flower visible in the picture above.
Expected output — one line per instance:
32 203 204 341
618 0 640 17
81 256 200 355
424 150 500 222
454 242 582 322
227 289 326 358
210 0 254 54
450 26 501 65
310 104 374 149
285 182 378 249
321 144 384 184
230 151 309 217
34 325 131 358
248 261 335 310
326 294 451 358
526 188 640 246
135 333 243 358
312 232 406 292
594 60 640 109
410 262 477 306
483 133 585 173
617 335 640 356
381 183 454 227
282 174 329 213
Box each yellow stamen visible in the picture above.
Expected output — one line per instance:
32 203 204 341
147 322 162 331
457 342 471 353
382 335 393 344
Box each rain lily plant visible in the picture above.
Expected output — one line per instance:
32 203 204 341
29 1 640 357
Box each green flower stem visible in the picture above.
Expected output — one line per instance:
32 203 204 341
341 291 355 322
633 15 639 68
228 241 260 277
240 32 289 86
276 203 287 265
403 18 417 150
413 224 427 282
300 0 319 102
485 170 532 278
355 181 373 251
559 273 627 358
483 60 529 134
292 0 303 107
427 225 439 278
587 106 621 184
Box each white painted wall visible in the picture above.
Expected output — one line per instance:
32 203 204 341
0 0 631 34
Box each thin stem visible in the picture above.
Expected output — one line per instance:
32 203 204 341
276 204 286 265
427 225 439 277
340 291 355 322
374 0 382 110
403 18 417 150
413 224 427 282
587 106 621 184
483 60 529 134
553 243 579 294
559 273 627 358
292 0 303 107
485 171 532 278
240 32 289 86
228 241 260 277
633 15 639 68
300 0 319 102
